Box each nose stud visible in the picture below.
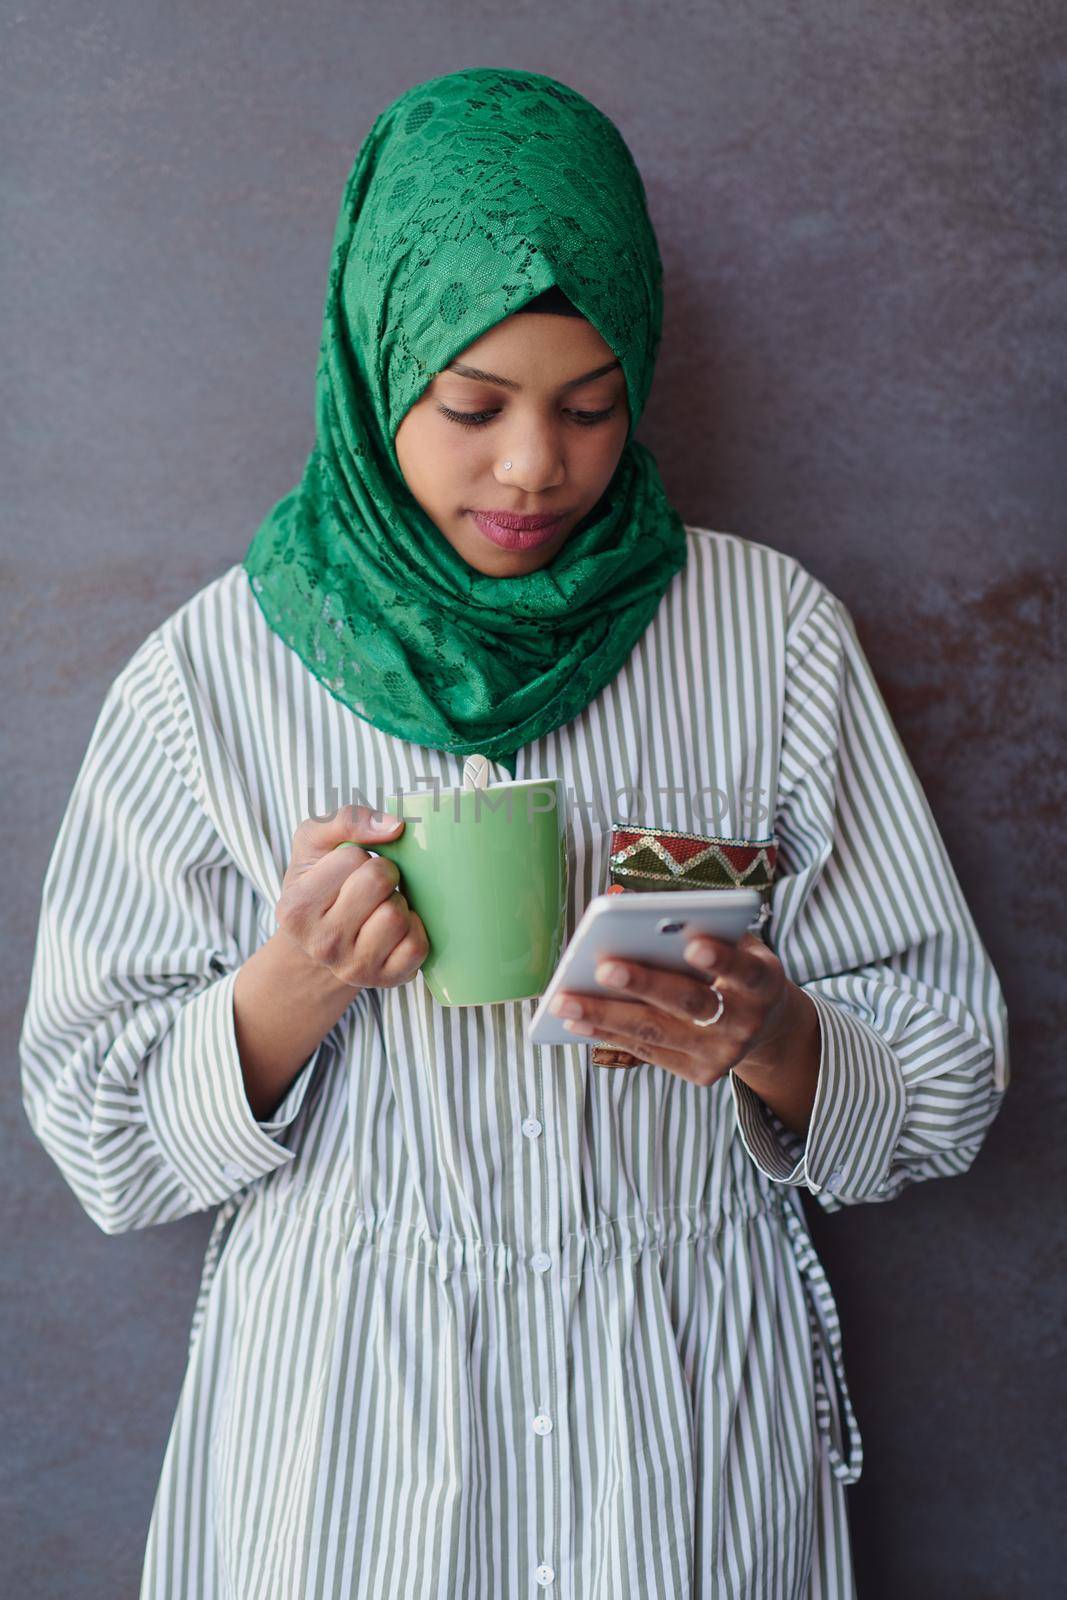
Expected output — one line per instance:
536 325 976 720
503 461 512 470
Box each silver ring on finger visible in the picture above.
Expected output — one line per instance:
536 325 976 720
691 981 725 1027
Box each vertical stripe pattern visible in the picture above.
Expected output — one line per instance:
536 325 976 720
19 528 1009 1598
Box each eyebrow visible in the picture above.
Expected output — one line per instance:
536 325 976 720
441 358 622 393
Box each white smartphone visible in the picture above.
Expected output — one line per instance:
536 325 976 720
527 888 766 1047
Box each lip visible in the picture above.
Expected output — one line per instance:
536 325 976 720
469 509 567 551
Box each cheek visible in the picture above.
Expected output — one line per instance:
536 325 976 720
434 432 490 488
587 417 628 472
397 418 467 492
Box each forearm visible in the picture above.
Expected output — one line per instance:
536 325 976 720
731 981 821 1137
232 930 361 1120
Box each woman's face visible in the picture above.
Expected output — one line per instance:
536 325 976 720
394 311 630 577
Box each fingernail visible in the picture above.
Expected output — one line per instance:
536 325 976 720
685 939 718 970
596 962 629 987
371 811 401 830
551 996 583 1018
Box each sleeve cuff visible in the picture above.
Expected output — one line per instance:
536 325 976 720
730 988 908 1201
139 968 326 1207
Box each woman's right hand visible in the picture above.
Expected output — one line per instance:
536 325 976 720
275 803 429 991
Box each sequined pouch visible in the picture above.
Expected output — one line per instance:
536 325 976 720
589 821 778 1065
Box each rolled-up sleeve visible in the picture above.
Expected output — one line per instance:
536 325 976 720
730 573 1010 1212
19 632 328 1235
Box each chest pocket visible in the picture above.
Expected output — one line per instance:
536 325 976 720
589 820 779 1066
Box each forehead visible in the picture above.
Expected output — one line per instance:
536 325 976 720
440 311 618 381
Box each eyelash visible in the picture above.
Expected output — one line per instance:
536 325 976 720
435 403 616 431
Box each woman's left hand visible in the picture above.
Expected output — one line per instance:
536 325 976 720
549 931 802 1086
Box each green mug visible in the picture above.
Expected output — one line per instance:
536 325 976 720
359 777 568 1006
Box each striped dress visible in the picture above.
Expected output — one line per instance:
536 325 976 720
19 527 1009 1599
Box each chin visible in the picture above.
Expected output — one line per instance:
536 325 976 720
473 547 552 575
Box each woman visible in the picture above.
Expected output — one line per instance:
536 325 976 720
20 66 1008 1598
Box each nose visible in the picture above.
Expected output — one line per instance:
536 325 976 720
492 428 566 494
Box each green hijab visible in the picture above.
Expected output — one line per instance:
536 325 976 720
243 66 688 777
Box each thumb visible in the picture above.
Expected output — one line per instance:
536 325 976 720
292 801 405 869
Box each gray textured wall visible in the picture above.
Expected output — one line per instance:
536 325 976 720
4 5 1064 1595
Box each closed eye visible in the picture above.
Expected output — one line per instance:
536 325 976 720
434 403 617 430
